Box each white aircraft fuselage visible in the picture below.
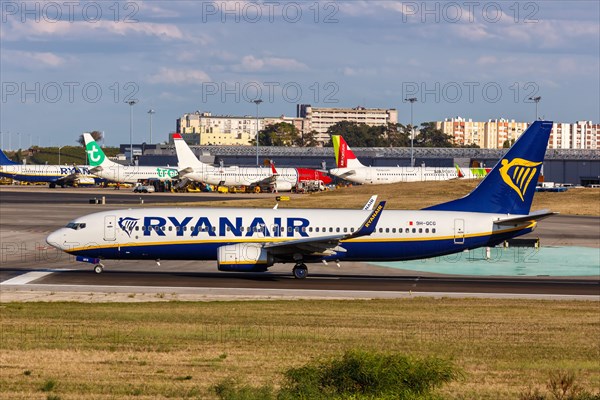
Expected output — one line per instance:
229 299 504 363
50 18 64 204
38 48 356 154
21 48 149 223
46 206 534 269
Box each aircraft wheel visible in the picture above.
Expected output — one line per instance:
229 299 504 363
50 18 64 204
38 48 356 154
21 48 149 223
49 182 56 188
293 264 308 279
94 264 104 274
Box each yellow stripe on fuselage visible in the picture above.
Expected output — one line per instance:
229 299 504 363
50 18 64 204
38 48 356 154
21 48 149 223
66 224 535 253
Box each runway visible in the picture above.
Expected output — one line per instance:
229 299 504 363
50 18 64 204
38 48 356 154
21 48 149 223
1 186 598 301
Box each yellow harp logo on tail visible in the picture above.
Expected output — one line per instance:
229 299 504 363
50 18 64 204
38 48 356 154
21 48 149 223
499 158 542 201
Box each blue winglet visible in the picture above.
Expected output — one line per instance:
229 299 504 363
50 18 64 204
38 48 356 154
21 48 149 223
351 201 386 238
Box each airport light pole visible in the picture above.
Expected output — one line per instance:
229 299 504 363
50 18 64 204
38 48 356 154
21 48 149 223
529 96 541 120
147 109 155 144
126 99 138 164
58 146 64 165
252 99 263 166
405 97 417 167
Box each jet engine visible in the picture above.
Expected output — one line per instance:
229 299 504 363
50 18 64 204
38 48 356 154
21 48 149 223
217 243 273 272
271 181 293 192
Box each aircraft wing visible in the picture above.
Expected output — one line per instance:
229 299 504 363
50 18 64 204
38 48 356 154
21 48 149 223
494 209 558 225
264 201 386 256
57 169 86 184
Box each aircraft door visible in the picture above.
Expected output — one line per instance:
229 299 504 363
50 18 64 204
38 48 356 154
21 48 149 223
104 215 116 241
453 219 465 244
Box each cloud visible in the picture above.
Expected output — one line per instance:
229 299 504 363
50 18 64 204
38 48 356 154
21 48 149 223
3 19 208 44
147 68 211 85
3 50 68 68
233 55 308 72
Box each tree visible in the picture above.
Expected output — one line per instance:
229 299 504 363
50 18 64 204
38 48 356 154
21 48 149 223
250 122 299 146
296 130 320 147
326 121 385 147
386 123 411 147
502 139 515 148
77 131 103 146
414 122 454 147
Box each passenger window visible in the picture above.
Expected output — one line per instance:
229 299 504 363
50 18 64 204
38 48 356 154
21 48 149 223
412 228 416 233
425 228 429 233
385 228 389 233
343 227 347 233
432 228 436 233
419 228 422 233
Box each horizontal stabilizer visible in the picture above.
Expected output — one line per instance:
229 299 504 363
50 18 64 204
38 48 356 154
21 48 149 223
178 167 193 177
494 210 558 225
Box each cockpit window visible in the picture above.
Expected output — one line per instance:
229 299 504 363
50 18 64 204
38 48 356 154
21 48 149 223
66 222 86 230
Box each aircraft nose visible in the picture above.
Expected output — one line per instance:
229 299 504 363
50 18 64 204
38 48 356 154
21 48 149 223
46 229 68 251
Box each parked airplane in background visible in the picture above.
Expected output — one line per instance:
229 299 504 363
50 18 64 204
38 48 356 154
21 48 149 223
48 121 554 279
0 149 97 188
83 133 178 184
328 135 489 184
173 133 332 192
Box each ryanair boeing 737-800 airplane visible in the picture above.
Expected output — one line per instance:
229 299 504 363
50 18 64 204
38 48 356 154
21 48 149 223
47 121 555 279
0 149 98 187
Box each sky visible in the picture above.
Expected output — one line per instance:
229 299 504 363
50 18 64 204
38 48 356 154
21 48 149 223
1 0 599 148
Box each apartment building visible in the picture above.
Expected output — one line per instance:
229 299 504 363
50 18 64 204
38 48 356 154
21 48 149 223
297 104 398 144
176 111 263 145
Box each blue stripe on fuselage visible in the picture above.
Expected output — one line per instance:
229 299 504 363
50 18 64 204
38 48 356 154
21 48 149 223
68 226 534 263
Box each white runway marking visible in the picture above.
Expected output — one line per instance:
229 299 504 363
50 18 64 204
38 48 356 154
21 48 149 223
1 271 55 285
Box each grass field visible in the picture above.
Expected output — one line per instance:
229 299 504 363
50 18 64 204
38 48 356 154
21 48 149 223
1 299 599 399
173 180 600 216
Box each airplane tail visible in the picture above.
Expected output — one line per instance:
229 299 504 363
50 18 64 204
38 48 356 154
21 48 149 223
0 150 18 165
173 133 205 169
83 133 118 169
331 135 365 168
425 120 553 215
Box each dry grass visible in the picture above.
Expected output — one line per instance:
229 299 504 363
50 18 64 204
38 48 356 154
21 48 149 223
1 299 599 399
171 181 600 216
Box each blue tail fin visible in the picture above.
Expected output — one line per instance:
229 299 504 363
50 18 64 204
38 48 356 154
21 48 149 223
0 150 18 165
425 120 552 215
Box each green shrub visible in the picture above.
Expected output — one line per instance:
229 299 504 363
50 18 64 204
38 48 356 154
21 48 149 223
214 378 276 400
214 350 460 400
279 350 460 400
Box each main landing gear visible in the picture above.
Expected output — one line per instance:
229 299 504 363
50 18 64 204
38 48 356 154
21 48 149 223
94 264 104 274
292 263 308 279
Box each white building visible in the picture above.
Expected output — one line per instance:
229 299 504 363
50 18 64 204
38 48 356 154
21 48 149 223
436 118 598 150
297 104 398 145
176 112 263 145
